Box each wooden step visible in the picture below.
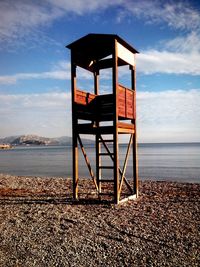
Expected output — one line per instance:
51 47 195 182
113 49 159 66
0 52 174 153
99 166 114 169
99 139 114 143
99 153 114 156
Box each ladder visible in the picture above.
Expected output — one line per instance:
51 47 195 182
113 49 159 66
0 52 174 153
96 134 134 199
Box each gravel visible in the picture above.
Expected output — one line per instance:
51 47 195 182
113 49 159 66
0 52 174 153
0 174 199 267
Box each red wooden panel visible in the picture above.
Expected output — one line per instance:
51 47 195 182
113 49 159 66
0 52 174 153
75 89 96 105
117 84 135 119
118 104 125 117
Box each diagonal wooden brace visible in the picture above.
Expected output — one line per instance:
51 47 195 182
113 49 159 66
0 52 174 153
119 134 133 196
99 135 133 194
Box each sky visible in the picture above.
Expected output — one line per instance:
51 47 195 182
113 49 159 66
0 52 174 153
0 0 200 143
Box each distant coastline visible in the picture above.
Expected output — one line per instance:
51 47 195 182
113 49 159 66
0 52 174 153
0 134 199 147
0 134 92 147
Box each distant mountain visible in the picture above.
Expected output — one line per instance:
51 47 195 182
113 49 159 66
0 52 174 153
54 136 72 146
54 136 94 145
0 135 93 146
0 135 19 144
6 135 59 146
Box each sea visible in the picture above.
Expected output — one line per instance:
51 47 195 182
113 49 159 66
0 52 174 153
0 143 199 183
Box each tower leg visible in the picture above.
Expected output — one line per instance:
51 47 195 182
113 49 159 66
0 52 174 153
96 134 101 193
73 131 78 200
114 131 119 204
133 130 138 197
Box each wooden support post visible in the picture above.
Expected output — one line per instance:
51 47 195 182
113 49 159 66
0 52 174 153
131 66 139 197
71 54 79 200
96 135 101 192
73 131 78 200
94 71 101 192
113 40 119 204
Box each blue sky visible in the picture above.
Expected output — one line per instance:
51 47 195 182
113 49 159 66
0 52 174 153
0 0 200 142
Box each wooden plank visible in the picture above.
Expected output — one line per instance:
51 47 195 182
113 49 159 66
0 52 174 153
118 111 126 118
118 122 135 129
118 123 135 133
117 42 135 67
94 72 101 193
99 153 114 156
71 53 79 200
99 139 113 143
113 39 119 204
118 83 133 93
117 84 135 120
131 66 139 197
99 166 114 169
96 135 101 193
75 89 96 105
118 128 135 134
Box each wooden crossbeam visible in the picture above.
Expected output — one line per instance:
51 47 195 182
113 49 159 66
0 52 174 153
77 135 99 193
99 135 133 194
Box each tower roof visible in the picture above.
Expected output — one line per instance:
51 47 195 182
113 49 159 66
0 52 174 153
67 33 138 58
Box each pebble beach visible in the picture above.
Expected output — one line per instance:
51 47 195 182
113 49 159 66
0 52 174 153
0 174 199 266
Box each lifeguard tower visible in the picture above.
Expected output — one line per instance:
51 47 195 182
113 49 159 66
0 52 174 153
67 34 139 204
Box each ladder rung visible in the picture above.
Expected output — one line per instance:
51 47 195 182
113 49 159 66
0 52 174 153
99 153 114 156
99 139 114 143
99 166 114 169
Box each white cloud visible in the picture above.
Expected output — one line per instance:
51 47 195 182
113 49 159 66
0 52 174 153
2 29 200 83
137 32 200 75
137 49 200 75
1 0 199 49
0 60 114 84
0 89 199 142
0 92 71 138
0 0 123 48
0 0 62 49
0 76 17 85
0 92 71 110
123 0 200 31
165 31 200 53
47 0 123 15
137 89 200 142
0 39 200 83
0 61 91 84
0 71 68 85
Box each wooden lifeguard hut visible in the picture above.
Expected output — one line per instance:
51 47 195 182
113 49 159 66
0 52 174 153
67 34 139 204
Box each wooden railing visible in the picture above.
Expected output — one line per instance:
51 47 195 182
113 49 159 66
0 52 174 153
74 84 135 121
118 84 135 119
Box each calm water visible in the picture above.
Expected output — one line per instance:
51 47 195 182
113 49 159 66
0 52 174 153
0 143 199 183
